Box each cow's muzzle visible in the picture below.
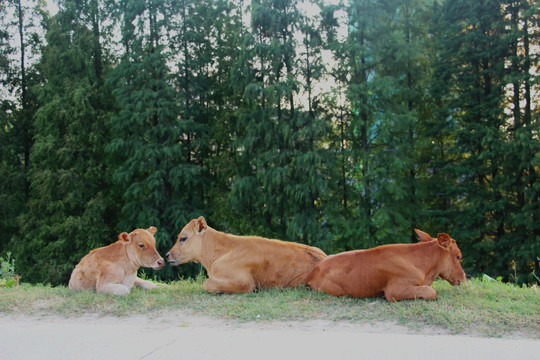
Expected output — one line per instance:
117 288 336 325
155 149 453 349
165 252 178 265
153 258 165 270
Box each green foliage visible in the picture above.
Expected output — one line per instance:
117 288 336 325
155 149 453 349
430 0 540 282
12 1 117 285
0 0 45 256
106 0 187 281
230 0 331 249
0 0 538 285
0 252 19 288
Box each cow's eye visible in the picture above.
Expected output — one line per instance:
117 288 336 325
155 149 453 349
456 256 461 260
179 236 187 243
138 242 145 249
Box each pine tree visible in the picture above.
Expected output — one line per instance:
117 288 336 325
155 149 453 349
323 0 434 249
421 1 456 233
0 0 45 256
14 0 114 284
106 0 188 280
228 19 270 235
168 0 228 223
317 0 377 250
197 0 245 229
166 0 245 275
230 0 330 246
498 0 539 283
287 8 331 246
368 0 434 244
231 0 299 239
430 0 539 281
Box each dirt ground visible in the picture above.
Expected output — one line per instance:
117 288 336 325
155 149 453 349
1 311 539 360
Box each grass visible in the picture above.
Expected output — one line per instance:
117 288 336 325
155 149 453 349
0 277 538 338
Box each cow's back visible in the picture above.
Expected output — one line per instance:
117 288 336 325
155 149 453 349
68 251 100 290
207 233 327 289
307 248 401 297
251 240 326 288
68 243 122 291
308 242 447 298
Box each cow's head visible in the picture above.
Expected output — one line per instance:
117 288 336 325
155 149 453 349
119 227 164 270
415 229 466 286
166 216 207 266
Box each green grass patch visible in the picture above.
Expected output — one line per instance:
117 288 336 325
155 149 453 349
1 277 538 338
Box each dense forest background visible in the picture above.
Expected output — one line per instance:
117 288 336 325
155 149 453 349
1 0 538 285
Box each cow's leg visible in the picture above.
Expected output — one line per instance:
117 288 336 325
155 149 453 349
134 277 157 290
96 281 131 296
307 267 348 297
309 278 348 297
384 284 437 302
203 276 255 294
68 268 84 291
96 275 131 296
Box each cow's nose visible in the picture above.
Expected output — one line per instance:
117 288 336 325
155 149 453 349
157 259 164 266
165 252 170 259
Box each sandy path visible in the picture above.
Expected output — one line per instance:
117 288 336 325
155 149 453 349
1 312 538 360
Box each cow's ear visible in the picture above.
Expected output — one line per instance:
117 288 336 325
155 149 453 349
196 216 207 234
147 226 157 235
415 229 433 243
118 232 131 244
437 233 451 250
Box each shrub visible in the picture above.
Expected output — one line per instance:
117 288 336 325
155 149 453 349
0 252 20 288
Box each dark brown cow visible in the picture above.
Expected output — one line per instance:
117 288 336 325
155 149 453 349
306 229 466 301
69 227 164 296
166 217 327 293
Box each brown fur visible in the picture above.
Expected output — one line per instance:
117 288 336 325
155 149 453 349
306 229 466 302
68 227 164 296
166 217 327 293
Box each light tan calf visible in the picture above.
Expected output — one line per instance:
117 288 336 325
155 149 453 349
69 227 164 296
166 217 327 293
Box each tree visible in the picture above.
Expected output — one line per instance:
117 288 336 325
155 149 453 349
14 0 115 285
498 0 539 283
189 0 244 230
230 0 330 247
106 0 187 280
323 0 434 250
231 0 301 238
0 0 45 259
367 0 434 244
0 0 537 284
167 0 244 276
287 8 331 247
431 0 539 282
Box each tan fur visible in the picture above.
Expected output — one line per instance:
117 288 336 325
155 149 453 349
166 217 327 293
306 229 466 302
68 227 164 296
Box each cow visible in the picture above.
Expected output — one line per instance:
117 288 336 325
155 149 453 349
165 216 327 293
306 229 466 302
68 227 164 296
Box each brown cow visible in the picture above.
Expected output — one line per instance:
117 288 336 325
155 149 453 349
306 229 466 301
166 217 327 293
68 227 164 296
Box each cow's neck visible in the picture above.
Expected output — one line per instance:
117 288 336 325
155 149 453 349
411 241 443 285
200 227 237 270
121 243 141 274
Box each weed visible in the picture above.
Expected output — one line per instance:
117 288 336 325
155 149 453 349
0 252 20 288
